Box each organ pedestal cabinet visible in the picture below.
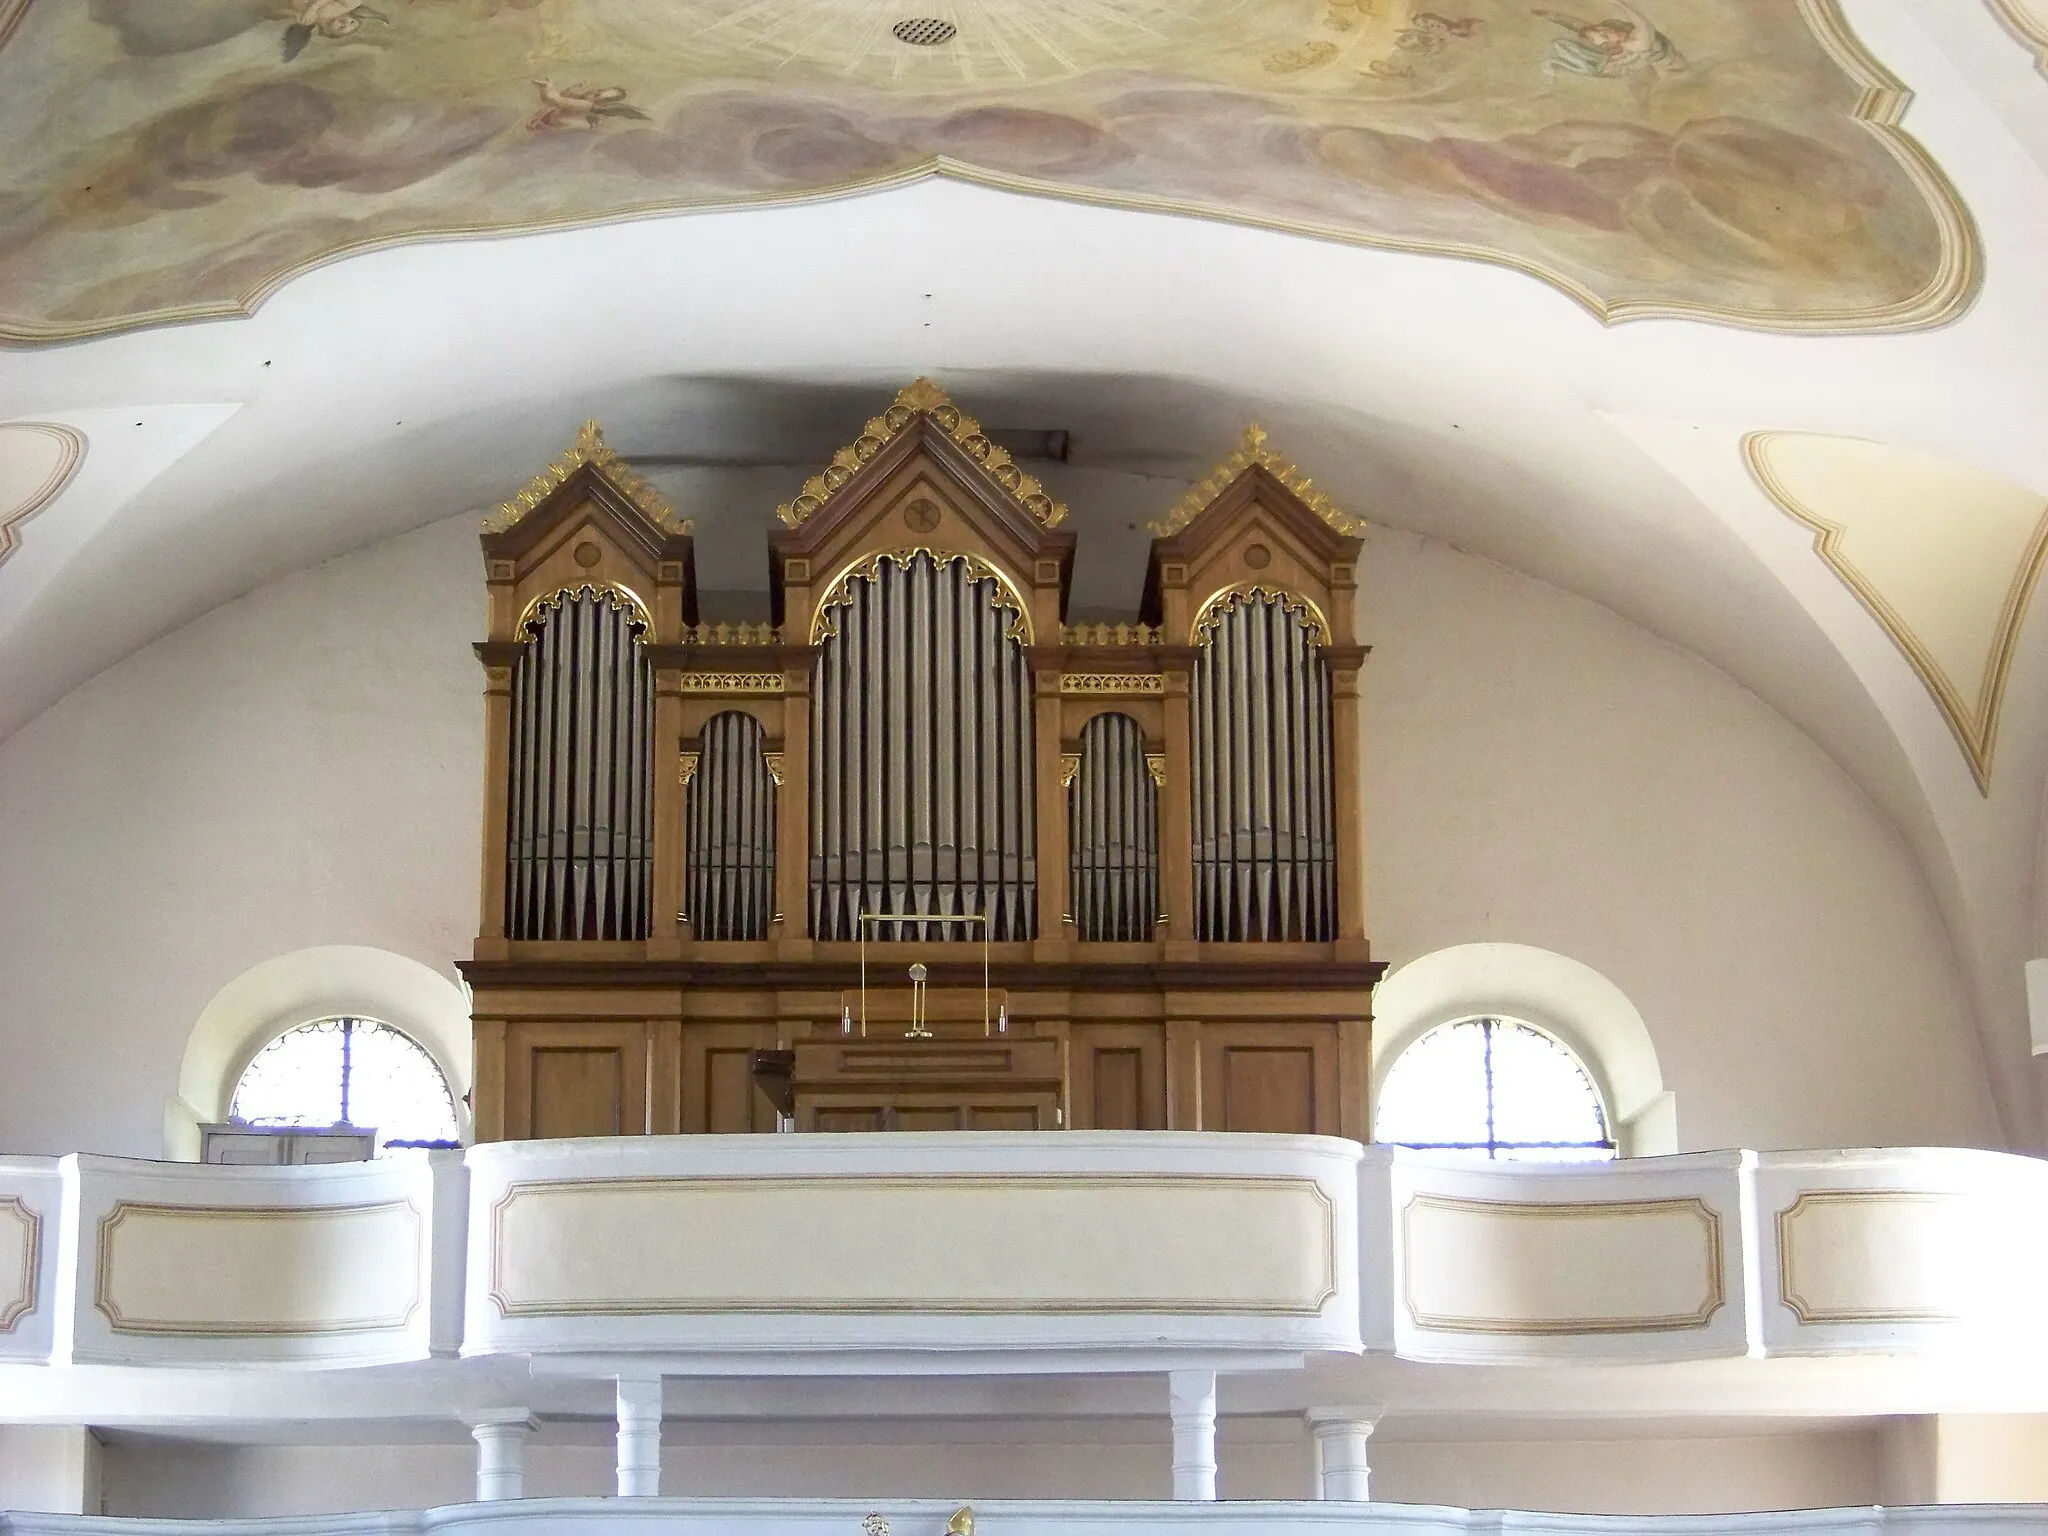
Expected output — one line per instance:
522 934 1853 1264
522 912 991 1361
460 386 1383 1141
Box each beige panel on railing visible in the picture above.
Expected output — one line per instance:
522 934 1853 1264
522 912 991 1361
0 1193 40 1333
1757 1150 2048 1353
96 1200 423 1337
1390 1151 1748 1363
489 1174 1334 1316
1404 1194 1723 1334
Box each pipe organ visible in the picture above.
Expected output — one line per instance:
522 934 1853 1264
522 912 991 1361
462 387 1381 1142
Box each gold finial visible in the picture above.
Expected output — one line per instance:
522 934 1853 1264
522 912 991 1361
947 1507 975 1536
483 420 691 536
1148 422 1362 539
776 380 1068 530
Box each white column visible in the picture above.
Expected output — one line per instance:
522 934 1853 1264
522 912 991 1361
1168 1368 1218 1501
616 1376 664 1497
470 1414 538 1502
1308 1413 1378 1501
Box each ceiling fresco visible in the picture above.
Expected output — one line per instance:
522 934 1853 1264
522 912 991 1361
0 0 1977 342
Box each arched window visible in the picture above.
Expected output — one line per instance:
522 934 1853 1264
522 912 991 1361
1375 1017 1615 1162
230 1018 461 1153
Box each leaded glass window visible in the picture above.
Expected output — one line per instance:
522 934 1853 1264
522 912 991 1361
1375 1017 1615 1162
230 1017 460 1152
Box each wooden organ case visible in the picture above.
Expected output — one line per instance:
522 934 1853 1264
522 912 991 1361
461 385 1383 1142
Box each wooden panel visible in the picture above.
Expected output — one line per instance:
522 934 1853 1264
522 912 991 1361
966 1103 1048 1131
1068 1023 1166 1130
814 1107 886 1133
679 1023 783 1134
705 1047 762 1133
499 1020 651 1141
1095 1052 1141 1128
800 1092 1058 1132
1200 1023 1340 1136
531 1048 625 1139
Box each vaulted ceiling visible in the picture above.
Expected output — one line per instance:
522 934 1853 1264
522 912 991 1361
2 0 2046 1144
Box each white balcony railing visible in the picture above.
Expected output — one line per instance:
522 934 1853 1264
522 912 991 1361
2 1136 2046 1373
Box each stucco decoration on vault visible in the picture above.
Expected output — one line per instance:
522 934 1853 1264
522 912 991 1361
0 0 1974 343
1987 0 2048 75
1746 432 2048 795
0 423 86 568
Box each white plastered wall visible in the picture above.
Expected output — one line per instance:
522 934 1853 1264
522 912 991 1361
0 502 2003 1157
1358 526 1998 1154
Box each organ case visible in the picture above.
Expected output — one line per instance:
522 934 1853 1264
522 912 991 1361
461 386 1381 1141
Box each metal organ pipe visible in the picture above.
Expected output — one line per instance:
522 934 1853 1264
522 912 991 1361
505 589 653 940
809 552 1037 941
687 711 776 941
1190 594 1335 941
1070 713 1159 942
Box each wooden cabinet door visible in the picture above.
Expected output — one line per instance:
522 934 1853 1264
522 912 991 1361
502 1021 651 1140
677 1023 782 1133
1068 1023 1167 1129
1198 1023 1340 1136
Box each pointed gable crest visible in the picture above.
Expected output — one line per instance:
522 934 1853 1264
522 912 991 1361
1148 424 1363 539
482 421 689 536
776 378 1069 531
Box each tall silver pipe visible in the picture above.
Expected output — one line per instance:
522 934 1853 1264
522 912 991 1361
1190 594 1334 941
1071 712 1158 942
688 710 775 940
505 591 652 940
808 552 1036 941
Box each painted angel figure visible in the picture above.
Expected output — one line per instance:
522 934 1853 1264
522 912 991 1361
528 80 652 131
278 0 389 62
1534 3 1686 79
1367 13 1481 77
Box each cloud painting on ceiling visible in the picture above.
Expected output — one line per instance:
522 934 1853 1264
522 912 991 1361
1746 432 2048 794
0 0 1974 342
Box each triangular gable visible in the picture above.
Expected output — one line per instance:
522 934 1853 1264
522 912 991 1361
1141 425 1363 641
775 378 1068 534
482 421 692 555
479 420 697 642
768 380 1076 631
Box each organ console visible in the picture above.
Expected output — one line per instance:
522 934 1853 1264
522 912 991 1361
459 381 1382 1141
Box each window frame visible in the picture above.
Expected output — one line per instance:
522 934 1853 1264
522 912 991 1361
1374 1014 1618 1162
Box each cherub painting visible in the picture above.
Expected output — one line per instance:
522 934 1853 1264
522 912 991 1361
277 0 389 62
1535 3 1686 79
1367 13 1482 78
527 80 651 130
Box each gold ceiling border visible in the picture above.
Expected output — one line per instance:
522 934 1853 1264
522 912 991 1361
1152 424 1364 540
810 547 1033 647
0 421 84 568
775 379 1068 530
482 421 689 536
1744 430 2048 796
1986 0 2048 77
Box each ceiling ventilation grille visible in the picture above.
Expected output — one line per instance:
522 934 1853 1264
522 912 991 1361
892 17 956 45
